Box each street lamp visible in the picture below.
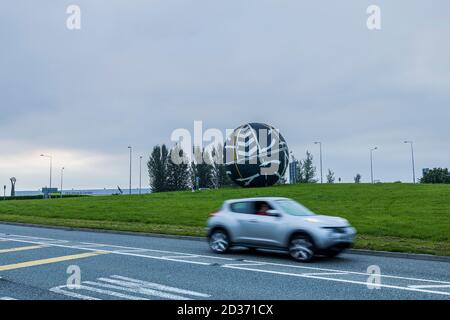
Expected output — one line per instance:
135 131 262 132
128 146 132 195
40 154 53 189
370 147 378 184
404 141 416 184
139 155 143 195
60 167 65 199
314 142 323 184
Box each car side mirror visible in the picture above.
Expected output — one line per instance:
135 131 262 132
267 209 282 217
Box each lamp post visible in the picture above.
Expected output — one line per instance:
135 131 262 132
404 141 416 184
128 146 132 195
370 147 378 184
139 155 143 195
314 142 323 184
40 154 53 189
60 167 65 199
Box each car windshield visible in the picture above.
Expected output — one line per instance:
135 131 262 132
276 200 316 216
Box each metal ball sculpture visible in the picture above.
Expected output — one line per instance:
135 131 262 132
224 123 289 187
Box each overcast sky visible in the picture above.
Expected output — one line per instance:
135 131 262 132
1 1 449 190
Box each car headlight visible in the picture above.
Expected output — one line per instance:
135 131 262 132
304 217 321 223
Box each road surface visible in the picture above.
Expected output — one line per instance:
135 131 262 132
0 223 449 300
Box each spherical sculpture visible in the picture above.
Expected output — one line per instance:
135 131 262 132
224 123 289 187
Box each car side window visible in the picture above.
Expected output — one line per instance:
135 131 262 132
230 202 253 214
254 201 273 215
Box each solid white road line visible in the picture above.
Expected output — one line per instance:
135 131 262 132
162 255 201 259
301 272 350 276
408 284 450 289
0 235 215 266
223 262 268 267
223 265 450 296
236 259 450 285
0 297 17 300
110 275 211 297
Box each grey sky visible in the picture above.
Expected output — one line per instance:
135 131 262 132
1 1 449 190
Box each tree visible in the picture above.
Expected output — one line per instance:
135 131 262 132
191 146 214 189
148 145 169 192
326 169 335 183
210 145 232 188
420 168 450 184
296 151 317 183
166 144 190 191
354 173 362 183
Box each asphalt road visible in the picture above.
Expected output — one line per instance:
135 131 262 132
0 223 449 300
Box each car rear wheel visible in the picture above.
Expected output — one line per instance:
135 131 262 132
209 230 230 253
289 234 315 262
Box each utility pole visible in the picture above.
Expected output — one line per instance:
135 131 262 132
404 141 416 183
370 147 378 184
40 154 53 189
60 167 65 199
128 146 132 195
139 155 143 195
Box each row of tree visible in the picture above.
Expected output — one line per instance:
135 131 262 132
420 168 450 184
147 144 232 192
293 152 450 184
148 145 450 190
293 151 364 184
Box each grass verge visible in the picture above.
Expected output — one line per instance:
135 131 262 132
0 183 449 256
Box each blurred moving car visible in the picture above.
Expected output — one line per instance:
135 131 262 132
206 197 356 262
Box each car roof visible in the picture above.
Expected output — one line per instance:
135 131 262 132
224 197 289 204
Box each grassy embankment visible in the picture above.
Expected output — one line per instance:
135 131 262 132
0 183 449 256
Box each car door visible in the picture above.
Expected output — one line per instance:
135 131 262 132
228 201 257 243
246 201 285 247
233 201 284 247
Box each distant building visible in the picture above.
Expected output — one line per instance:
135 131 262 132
289 160 298 184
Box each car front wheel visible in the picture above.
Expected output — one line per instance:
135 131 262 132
289 234 315 262
209 230 230 253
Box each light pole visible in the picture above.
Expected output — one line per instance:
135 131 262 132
370 147 378 184
404 141 416 184
60 167 65 198
40 154 53 189
139 155 143 195
314 142 323 184
128 146 132 195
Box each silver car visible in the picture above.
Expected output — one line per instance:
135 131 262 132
206 197 356 262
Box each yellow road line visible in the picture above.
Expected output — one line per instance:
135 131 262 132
0 245 48 254
0 251 108 271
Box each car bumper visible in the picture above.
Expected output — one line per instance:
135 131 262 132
316 226 357 249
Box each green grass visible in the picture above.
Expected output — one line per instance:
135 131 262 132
0 184 449 256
